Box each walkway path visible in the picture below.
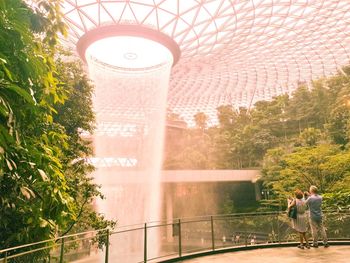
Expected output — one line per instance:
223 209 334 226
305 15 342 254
181 246 348 263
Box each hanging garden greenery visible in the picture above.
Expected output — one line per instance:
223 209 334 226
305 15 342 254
0 0 114 249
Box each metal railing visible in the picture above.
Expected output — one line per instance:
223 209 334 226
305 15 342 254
1 210 350 263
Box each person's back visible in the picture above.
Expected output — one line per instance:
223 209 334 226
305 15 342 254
306 194 323 221
305 186 328 247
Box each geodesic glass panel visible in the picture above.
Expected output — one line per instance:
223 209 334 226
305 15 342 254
62 0 350 123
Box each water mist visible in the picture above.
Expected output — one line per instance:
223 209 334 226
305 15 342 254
84 36 173 262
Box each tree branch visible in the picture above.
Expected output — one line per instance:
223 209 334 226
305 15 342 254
59 194 89 238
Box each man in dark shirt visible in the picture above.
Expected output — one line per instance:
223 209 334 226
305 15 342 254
305 185 329 248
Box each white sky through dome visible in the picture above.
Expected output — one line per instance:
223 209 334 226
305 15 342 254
85 36 174 69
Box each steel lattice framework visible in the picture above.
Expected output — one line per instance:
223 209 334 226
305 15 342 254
62 0 350 124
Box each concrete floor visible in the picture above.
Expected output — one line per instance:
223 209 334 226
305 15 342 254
181 246 349 263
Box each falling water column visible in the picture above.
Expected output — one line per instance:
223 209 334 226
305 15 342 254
83 35 176 262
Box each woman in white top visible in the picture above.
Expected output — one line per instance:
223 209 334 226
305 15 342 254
288 189 310 249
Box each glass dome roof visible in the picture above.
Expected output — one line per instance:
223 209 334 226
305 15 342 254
62 0 350 124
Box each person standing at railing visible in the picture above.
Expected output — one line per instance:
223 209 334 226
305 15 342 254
235 234 240 244
222 235 226 246
305 185 329 248
250 235 256 245
288 189 311 249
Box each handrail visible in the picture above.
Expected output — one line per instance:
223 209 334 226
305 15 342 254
1 210 348 253
0 211 287 253
0 228 104 254
1 210 349 262
130 209 350 226
0 212 283 253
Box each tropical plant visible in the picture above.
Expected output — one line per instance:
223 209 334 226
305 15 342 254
0 1 114 250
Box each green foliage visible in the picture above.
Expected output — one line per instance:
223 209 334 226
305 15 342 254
164 65 350 168
54 55 115 236
163 128 215 169
297 128 323 146
264 145 343 191
219 193 236 214
163 65 350 212
257 68 350 210
194 112 208 130
0 0 72 248
323 191 350 211
252 94 289 137
261 145 350 209
0 0 114 251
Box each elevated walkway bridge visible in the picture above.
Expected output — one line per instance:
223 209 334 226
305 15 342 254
93 169 260 184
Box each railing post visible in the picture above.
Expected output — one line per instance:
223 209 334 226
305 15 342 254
277 213 280 244
59 238 64 263
4 251 7 263
178 219 182 257
144 223 147 263
210 216 215 251
105 229 110 263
